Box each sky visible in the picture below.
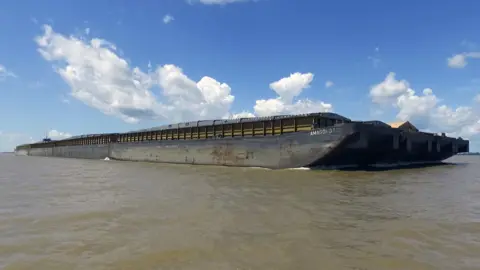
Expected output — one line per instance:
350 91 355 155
1 0 480 152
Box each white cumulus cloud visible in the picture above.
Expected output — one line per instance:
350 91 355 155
0 64 16 80
34 24 334 126
325 80 334 88
0 131 34 152
252 72 332 117
370 72 480 139
395 88 438 128
163 14 174 24
447 52 480 68
0 129 73 152
48 129 72 140
269 72 314 104
475 94 480 103
369 72 409 104
34 24 236 124
228 111 256 119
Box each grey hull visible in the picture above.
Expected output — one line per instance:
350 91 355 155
15 122 469 169
16 123 355 169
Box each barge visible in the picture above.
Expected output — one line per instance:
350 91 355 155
14 112 469 169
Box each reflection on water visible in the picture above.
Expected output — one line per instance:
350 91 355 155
0 154 479 269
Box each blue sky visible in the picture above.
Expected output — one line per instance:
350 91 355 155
1 0 479 151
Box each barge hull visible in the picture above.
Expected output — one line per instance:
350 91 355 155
109 130 350 169
16 127 353 169
14 122 469 169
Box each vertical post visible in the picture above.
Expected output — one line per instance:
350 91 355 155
393 134 399 150
108 135 112 159
406 138 412 152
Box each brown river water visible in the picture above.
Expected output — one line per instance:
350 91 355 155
0 154 479 270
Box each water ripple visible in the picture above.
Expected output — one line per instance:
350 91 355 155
0 154 479 270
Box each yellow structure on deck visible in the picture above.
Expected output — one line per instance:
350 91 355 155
388 121 419 132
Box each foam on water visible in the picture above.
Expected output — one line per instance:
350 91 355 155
286 167 311 170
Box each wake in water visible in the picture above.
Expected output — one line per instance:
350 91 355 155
286 167 311 171
308 161 456 171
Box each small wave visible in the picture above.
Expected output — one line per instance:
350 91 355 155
309 164 359 170
286 167 311 170
247 166 271 170
371 161 442 168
